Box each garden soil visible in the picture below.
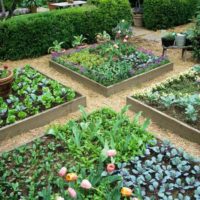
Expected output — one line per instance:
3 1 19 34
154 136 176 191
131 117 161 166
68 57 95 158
1 24 200 158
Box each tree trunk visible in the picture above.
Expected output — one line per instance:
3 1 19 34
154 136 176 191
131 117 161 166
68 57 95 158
0 0 6 17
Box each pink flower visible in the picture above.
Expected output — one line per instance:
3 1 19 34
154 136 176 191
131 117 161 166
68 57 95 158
58 167 67 177
113 44 119 49
123 39 128 43
117 30 121 34
56 196 64 200
68 187 77 198
107 163 116 173
125 35 129 39
80 179 92 189
106 149 117 157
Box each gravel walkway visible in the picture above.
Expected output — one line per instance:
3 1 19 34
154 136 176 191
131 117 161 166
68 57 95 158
0 24 200 158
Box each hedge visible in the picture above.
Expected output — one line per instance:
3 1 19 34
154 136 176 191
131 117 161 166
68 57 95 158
143 0 198 30
193 3 200 61
0 0 132 60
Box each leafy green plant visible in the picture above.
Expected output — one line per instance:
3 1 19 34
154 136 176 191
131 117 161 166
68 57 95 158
53 41 169 86
48 40 64 53
0 107 153 199
96 31 111 43
72 35 87 48
117 140 200 199
134 66 200 125
0 65 76 128
0 65 9 78
0 0 132 60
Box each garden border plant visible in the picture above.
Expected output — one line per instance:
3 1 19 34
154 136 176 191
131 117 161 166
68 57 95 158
0 66 86 141
0 0 132 60
126 66 200 144
50 42 173 97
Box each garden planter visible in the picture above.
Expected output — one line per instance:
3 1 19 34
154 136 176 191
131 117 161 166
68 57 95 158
48 3 56 10
50 60 173 97
0 70 13 98
161 38 175 47
127 96 200 145
29 6 37 13
133 13 143 27
76 44 88 50
51 49 66 58
175 34 186 47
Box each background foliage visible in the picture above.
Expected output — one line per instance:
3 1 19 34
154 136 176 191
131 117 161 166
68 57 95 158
193 2 200 61
0 0 132 60
143 0 198 30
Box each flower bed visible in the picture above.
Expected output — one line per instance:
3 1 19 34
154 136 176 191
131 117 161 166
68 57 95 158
0 65 86 140
50 41 173 96
0 108 199 199
53 41 170 87
0 107 153 199
127 65 200 144
117 140 200 199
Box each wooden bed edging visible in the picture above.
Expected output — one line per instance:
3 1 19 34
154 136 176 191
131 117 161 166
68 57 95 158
126 96 200 145
0 95 86 142
50 60 174 97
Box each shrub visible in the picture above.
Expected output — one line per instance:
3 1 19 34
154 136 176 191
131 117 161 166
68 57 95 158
0 0 132 60
193 3 200 60
143 0 198 30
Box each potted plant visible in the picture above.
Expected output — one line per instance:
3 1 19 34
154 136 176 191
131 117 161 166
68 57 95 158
0 65 13 98
161 32 176 47
48 40 65 57
133 0 143 27
96 31 111 44
184 29 195 46
67 0 74 3
72 35 87 49
24 0 40 13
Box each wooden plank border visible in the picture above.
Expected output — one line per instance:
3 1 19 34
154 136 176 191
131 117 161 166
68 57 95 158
50 60 174 97
126 96 200 144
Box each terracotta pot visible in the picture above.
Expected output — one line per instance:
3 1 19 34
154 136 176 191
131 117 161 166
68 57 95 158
133 13 143 27
76 44 87 50
29 5 37 13
51 49 66 57
48 3 57 10
0 70 13 98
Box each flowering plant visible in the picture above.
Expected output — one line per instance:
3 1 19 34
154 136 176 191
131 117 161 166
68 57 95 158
112 20 132 39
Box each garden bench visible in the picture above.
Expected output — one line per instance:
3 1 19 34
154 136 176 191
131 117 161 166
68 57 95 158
162 45 193 61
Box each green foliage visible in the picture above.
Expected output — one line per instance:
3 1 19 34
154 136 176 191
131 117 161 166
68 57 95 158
0 0 132 60
0 65 76 127
143 0 198 30
192 4 200 60
0 107 153 199
134 67 200 124
61 50 105 69
48 40 64 53
72 35 87 47
118 140 200 199
53 41 169 86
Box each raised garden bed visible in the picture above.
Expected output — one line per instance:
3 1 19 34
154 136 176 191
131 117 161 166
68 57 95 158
50 41 173 97
0 108 199 199
0 65 86 141
127 65 200 144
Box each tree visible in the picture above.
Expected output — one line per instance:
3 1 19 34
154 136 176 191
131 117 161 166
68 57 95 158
0 0 6 18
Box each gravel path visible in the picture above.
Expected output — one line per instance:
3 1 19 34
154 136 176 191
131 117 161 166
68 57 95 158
1 24 200 158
